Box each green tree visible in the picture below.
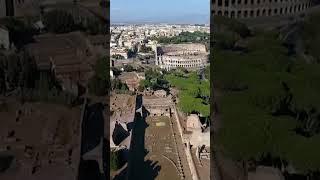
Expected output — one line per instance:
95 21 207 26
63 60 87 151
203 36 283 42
111 78 128 91
214 17 320 175
127 49 136 58
94 57 108 81
123 64 134 72
111 67 122 76
139 45 152 53
154 31 209 44
110 151 120 171
88 57 109 96
1 17 35 48
111 54 125 59
88 75 109 96
165 70 210 117
143 68 169 91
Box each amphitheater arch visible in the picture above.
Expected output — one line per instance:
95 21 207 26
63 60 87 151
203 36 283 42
231 11 235 18
268 9 272 16
244 10 248 17
224 10 229 17
237 10 242 18
250 10 254 17
225 0 229 7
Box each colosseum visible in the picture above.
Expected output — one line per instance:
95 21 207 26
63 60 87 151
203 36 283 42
155 43 209 71
212 0 314 19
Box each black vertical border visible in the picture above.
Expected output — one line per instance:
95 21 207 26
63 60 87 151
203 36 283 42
105 0 111 179
210 1 222 180
210 0 214 179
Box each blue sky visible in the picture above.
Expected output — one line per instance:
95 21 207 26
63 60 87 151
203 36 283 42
111 0 210 24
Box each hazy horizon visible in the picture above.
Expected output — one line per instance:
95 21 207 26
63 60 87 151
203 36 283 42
111 0 209 24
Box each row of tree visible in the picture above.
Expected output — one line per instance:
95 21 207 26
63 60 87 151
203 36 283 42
165 68 210 118
139 68 169 91
139 45 153 53
152 31 209 44
214 13 320 177
111 54 125 60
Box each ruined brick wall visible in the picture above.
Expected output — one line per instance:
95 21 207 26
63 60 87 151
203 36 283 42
212 0 313 18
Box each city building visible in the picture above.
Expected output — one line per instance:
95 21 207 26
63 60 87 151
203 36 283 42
110 24 210 63
110 47 128 59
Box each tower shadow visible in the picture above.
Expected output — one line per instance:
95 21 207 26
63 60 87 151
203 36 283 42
78 102 105 180
81 103 104 155
113 95 161 180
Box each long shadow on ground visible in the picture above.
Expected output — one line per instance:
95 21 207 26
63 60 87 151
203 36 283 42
113 95 161 180
79 102 105 180
81 103 104 155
